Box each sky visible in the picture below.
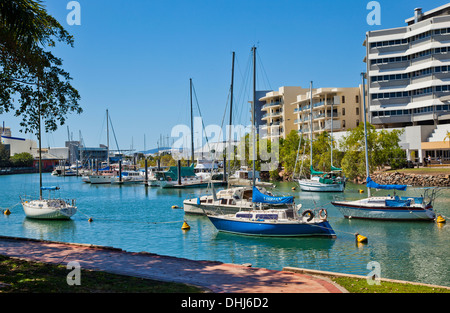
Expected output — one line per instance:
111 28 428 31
2 0 450 153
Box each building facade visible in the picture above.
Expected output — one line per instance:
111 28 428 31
259 86 307 141
292 86 364 139
365 4 450 163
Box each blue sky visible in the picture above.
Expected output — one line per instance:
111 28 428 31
2 0 449 152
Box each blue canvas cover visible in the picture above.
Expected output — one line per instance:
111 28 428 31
366 176 407 191
252 187 294 204
385 199 411 207
40 186 60 191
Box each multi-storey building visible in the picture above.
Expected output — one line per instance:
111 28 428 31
259 86 307 141
364 4 450 163
365 5 450 127
292 86 364 139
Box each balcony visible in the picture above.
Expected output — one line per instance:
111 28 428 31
262 101 282 110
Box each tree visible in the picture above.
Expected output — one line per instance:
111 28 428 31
0 0 82 136
339 123 405 179
10 152 33 167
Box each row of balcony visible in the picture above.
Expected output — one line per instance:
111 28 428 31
261 111 283 119
261 101 282 110
293 101 337 113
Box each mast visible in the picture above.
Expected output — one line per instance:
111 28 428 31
330 97 334 168
106 109 110 167
190 78 194 166
37 79 42 200
361 72 371 197
228 51 235 184
252 46 256 187
309 81 313 179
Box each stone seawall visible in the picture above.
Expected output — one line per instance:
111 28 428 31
370 172 450 187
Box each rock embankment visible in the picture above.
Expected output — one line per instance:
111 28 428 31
370 172 450 187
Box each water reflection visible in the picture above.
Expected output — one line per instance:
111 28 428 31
22 218 77 241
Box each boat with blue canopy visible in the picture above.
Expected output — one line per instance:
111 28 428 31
207 187 336 237
204 47 336 238
331 73 438 221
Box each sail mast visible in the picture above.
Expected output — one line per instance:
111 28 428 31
252 46 256 187
361 72 371 197
309 81 313 179
106 109 109 167
37 79 42 200
228 52 235 185
190 78 194 166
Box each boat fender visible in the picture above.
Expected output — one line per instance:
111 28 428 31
318 209 327 221
301 210 314 222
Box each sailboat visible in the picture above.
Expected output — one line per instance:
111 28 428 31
20 83 77 220
298 82 345 192
331 73 437 221
204 47 336 237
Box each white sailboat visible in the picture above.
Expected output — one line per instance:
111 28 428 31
20 84 77 220
331 73 437 221
298 81 345 192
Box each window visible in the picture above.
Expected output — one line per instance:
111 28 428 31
342 120 346 128
341 96 345 104
356 107 359 115
342 108 345 116
356 95 359 103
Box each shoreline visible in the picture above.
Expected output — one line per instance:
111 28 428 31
0 235 449 292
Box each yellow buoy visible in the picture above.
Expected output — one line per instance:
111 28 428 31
181 221 190 230
291 187 296 190
172 205 179 209
355 232 368 244
359 189 364 194
436 215 446 224
4 209 11 215
88 217 93 222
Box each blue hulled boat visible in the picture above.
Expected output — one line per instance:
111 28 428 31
206 187 336 238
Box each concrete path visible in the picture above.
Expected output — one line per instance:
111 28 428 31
0 236 343 293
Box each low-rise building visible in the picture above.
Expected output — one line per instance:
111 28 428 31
292 86 364 139
259 86 307 141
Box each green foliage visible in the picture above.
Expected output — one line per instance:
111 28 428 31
10 152 33 167
340 123 405 179
0 0 82 135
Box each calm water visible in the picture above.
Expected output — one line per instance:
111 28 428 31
0 173 449 287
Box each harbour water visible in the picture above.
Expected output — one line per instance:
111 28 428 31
1 173 449 287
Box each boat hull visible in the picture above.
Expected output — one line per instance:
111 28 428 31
331 201 435 221
22 201 77 220
89 175 113 184
298 180 345 192
207 216 336 237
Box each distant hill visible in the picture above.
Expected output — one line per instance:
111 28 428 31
137 147 173 154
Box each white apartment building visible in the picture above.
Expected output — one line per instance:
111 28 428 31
365 4 450 163
365 5 450 127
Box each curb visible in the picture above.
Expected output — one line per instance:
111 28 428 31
283 267 450 290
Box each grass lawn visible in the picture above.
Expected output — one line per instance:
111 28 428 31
384 167 450 175
331 276 450 293
0 255 204 293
